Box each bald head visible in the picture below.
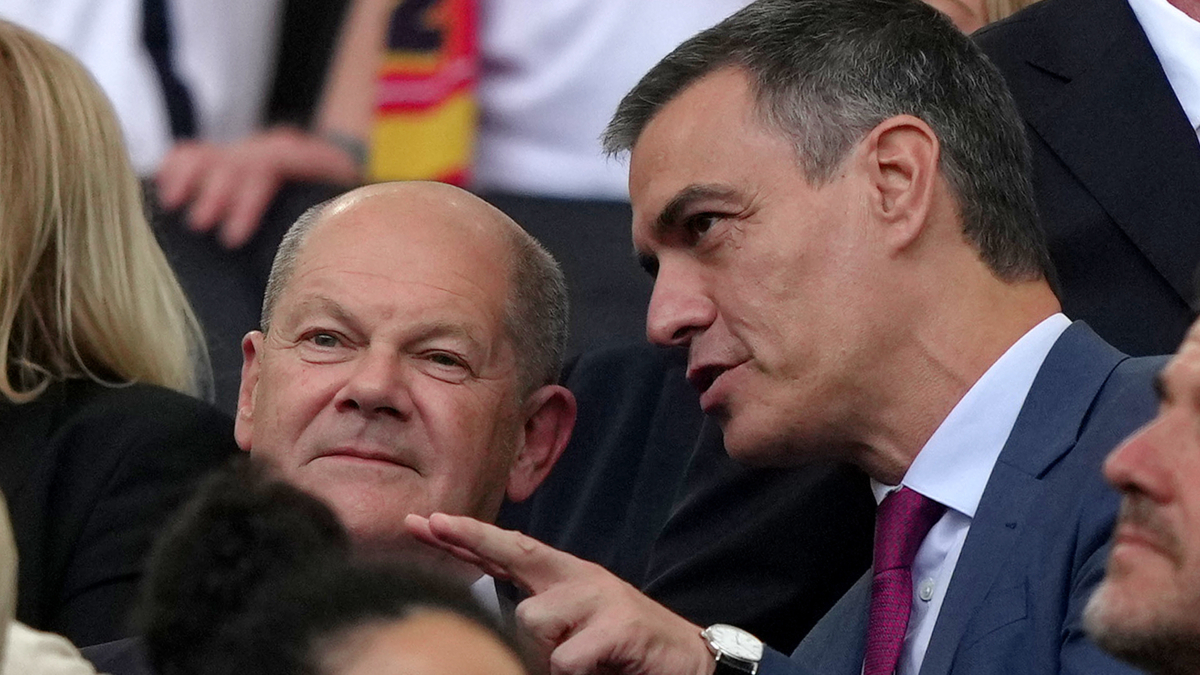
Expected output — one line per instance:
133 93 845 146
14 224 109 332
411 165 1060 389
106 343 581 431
261 182 568 395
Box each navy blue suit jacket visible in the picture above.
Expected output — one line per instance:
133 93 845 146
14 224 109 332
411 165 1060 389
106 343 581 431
759 322 1161 675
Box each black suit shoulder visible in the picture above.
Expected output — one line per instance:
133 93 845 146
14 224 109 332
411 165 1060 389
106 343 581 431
0 380 238 647
975 0 1200 356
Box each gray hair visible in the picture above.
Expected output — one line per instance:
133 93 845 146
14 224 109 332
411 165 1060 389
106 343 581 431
260 198 568 399
502 226 569 398
260 199 330 335
603 0 1051 282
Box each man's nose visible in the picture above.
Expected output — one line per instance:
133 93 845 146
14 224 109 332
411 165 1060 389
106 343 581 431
1103 417 1173 501
645 264 717 347
335 348 412 418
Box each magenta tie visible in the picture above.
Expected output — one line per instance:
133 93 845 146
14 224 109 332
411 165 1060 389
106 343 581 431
863 487 946 675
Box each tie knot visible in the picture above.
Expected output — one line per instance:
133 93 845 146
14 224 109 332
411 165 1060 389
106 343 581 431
874 486 946 573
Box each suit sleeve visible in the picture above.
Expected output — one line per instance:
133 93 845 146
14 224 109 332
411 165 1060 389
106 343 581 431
759 647 818 675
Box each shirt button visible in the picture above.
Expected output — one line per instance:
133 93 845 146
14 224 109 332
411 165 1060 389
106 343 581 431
919 578 936 602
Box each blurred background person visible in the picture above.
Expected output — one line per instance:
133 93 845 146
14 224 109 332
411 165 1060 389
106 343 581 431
0 493 106 675
0 18 236 647
0 0 284 175
924 0 1041 32
1084 317 1200 675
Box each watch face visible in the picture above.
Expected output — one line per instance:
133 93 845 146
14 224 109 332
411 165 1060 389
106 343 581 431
704 624 764 661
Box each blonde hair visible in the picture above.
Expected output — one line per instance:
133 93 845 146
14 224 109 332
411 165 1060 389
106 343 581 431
0 20 209 403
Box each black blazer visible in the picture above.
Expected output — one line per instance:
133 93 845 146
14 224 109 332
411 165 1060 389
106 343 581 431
976 0 1200 356
0 379 237 647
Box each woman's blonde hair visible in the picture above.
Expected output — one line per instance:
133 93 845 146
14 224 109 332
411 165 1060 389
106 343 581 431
0 20 209 403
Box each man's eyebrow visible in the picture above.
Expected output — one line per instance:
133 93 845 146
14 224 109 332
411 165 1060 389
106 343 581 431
410 321 484 351
652 184 741 237
287 295 355 327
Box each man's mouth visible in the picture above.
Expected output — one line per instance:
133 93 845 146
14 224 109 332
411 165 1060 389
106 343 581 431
686 364 728 395
1111 499 1180 562
314 447 411 468
688 361 749 414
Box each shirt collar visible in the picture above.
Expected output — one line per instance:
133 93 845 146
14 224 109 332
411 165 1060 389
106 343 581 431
470 574 502 617
871 313 1072 517
1127 0 1200 132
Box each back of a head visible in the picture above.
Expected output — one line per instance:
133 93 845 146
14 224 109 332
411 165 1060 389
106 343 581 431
141 456 534 675
605 0 1051 285
0 20 207 403
205 561 533 675
141 457 352 675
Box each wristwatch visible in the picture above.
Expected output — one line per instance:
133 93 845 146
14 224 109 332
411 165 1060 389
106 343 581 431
702 624 764 674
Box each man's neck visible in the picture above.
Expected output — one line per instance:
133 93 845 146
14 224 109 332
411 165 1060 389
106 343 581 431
854 279 1061 485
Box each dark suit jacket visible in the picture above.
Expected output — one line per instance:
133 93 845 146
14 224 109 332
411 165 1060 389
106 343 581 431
0 379 237 646
976 0 1200 356
751 323 1160 674
643 424 874 653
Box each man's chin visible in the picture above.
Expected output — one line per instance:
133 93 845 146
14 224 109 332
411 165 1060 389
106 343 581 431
720 417 837 468
1083 579 1200 674
351 528 483 583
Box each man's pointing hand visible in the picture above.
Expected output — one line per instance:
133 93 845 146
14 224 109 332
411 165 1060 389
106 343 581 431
405 513 716 675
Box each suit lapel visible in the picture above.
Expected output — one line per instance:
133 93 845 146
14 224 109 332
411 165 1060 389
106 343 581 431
918 323 1125 675
1021 0 1200 310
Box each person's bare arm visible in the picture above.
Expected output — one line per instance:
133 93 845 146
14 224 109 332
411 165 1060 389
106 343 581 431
405 513 717 675
155 0 394 248
314 0 394 139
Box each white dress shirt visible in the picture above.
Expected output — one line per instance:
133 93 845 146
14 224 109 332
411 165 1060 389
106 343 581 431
470 574 503 617
870 313 1071 675
1127 0 1200 139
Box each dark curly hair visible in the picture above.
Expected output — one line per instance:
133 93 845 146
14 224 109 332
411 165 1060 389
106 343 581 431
139 456 535 675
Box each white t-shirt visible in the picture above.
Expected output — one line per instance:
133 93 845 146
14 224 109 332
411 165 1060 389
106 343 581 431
473 0 751 200
0 0 281 173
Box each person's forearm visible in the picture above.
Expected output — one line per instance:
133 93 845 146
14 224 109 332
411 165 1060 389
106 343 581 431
315 0 396 140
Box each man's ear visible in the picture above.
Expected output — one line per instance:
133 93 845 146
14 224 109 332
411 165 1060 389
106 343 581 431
506 384 577 503
862 114 940 253
233 331 265 452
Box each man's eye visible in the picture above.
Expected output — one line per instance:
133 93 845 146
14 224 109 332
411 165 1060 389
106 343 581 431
309 332 341 348
428 352 465 368
421 351 473 383
684 213 720 240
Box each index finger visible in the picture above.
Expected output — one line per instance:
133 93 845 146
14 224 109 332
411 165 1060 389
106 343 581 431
405 513 583 594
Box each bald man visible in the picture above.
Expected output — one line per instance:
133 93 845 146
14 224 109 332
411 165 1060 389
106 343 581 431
227 181 577 607
233 182 576 574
